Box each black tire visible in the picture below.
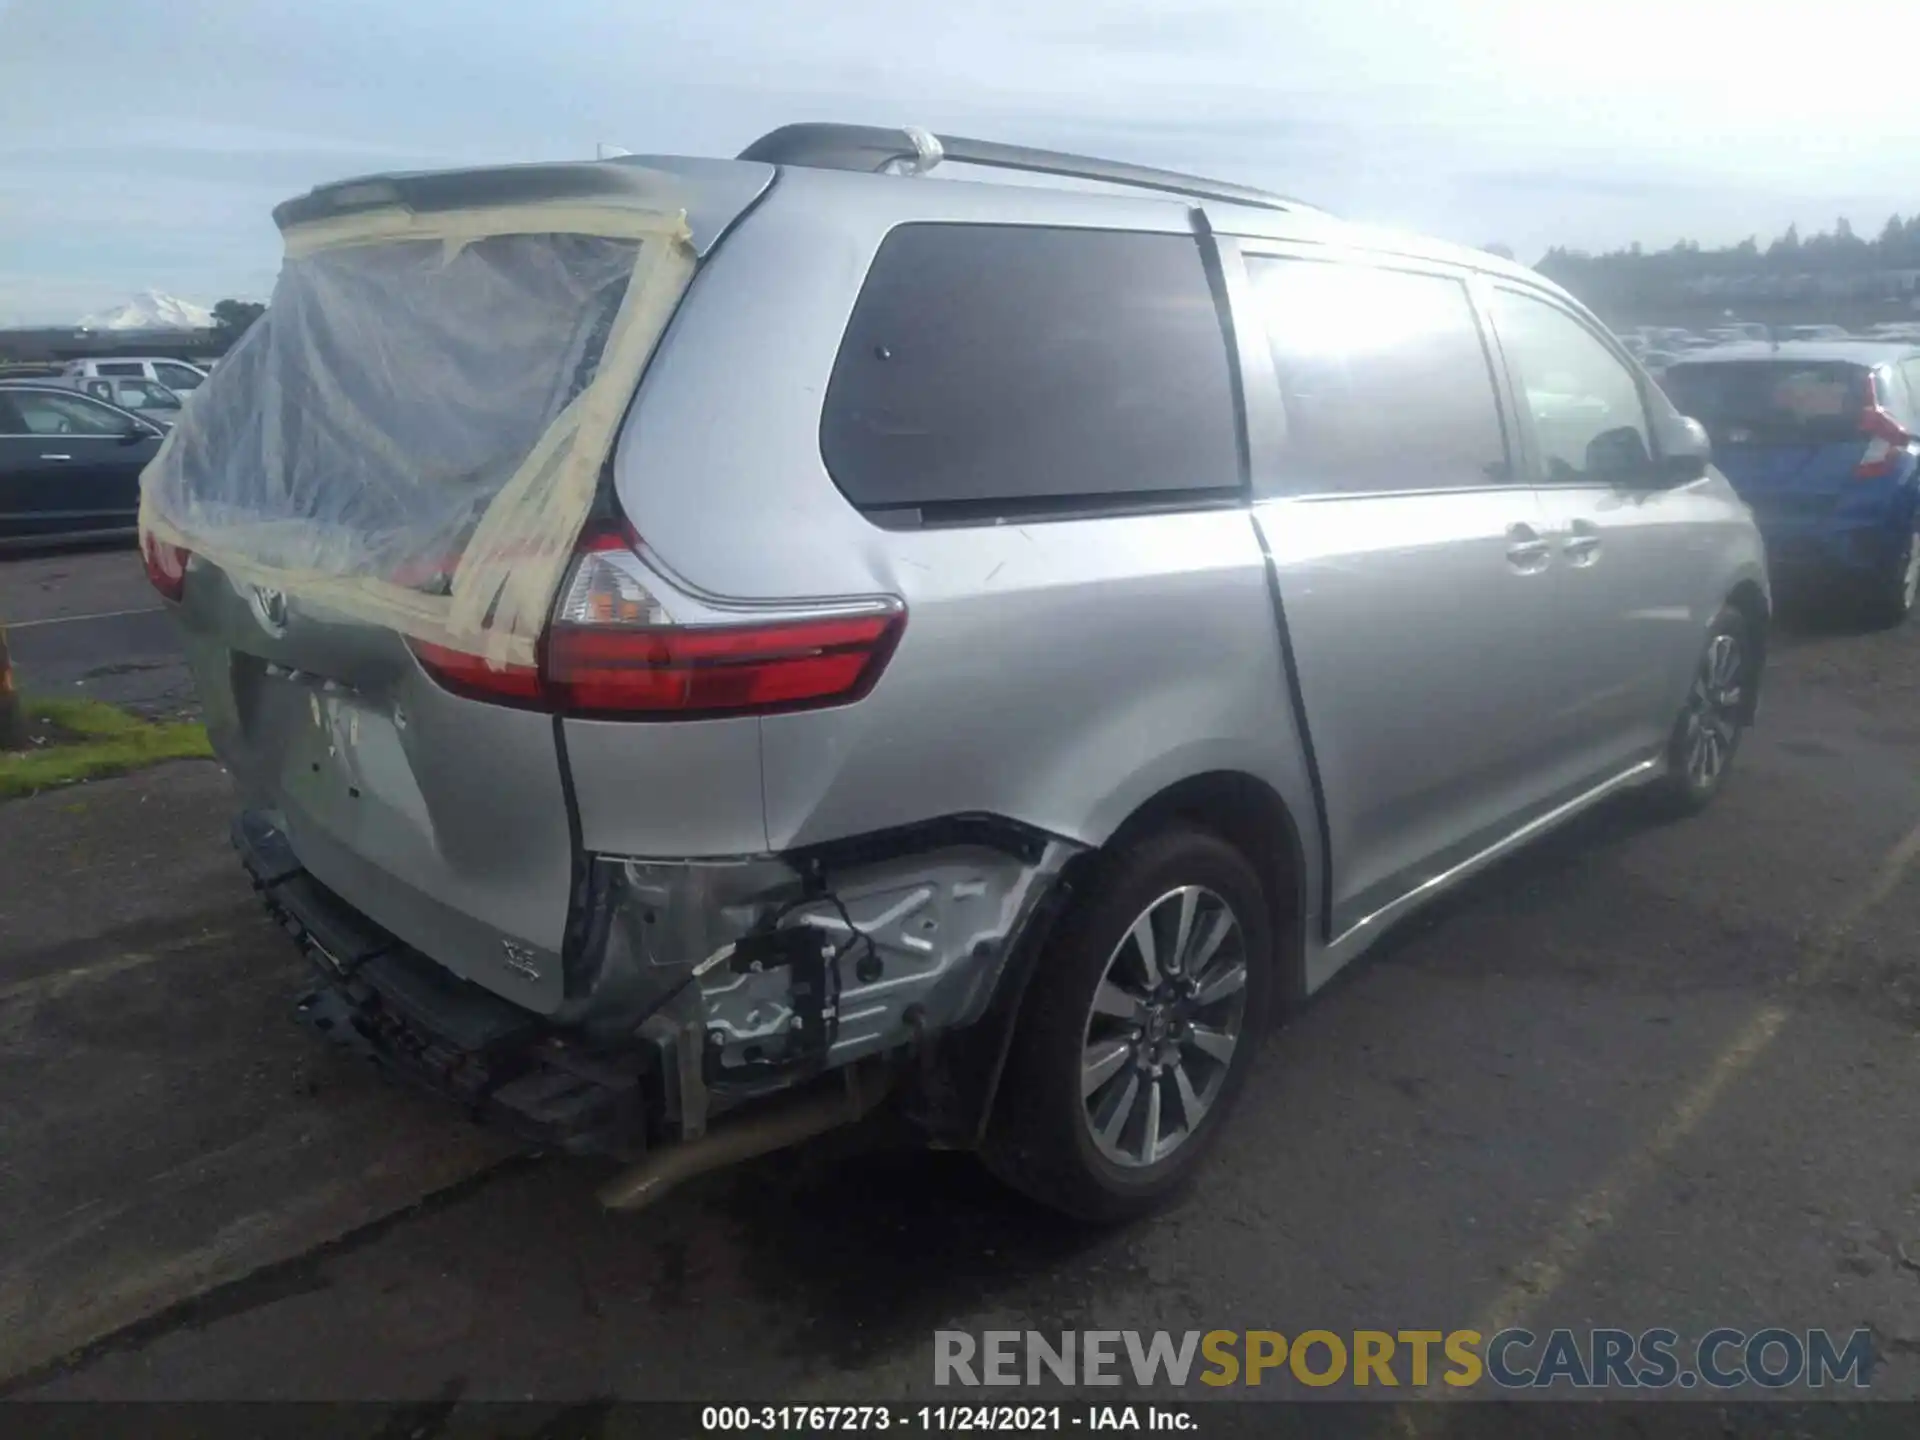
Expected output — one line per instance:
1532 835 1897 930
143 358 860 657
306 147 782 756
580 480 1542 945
1862 522 1920 630
1647 604 1752 817
980 826 1275 1222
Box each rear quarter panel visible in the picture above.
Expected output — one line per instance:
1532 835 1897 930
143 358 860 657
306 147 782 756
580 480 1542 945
607 168 1322 880
755 509 1307 854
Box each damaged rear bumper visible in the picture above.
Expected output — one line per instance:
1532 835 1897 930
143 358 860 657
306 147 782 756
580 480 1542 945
237 811 653 1160
235 808 1080 1161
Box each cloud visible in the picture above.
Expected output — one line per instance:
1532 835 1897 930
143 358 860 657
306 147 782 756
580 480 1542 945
1 0 1917 320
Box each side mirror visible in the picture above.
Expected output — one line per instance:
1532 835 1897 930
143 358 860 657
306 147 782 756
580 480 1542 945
1584 425 1654 480
1653 413 1712 484
117 419 155 445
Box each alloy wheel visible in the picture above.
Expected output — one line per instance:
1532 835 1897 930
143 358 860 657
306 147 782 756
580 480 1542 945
1079 885 1248 1169
1681 631 1744 790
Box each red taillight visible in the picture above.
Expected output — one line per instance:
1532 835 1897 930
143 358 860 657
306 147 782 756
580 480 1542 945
408 640 544 704
407 527 905 717
1856 375 1915 478
142 534 191 602
545 611 901 716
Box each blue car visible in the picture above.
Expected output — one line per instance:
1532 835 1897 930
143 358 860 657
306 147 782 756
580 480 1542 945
1661 341 1920 627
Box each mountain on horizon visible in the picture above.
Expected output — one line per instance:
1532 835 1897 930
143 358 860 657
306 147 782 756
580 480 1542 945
78 290 217 332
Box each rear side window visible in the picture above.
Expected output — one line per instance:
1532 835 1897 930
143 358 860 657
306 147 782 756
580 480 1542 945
1245 257 1510 495
1661 361 1869 444
821 224 1240 519
96 362 143 377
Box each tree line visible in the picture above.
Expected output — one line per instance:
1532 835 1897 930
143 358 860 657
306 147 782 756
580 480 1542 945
202 213 1920 335
1528 214 1920 295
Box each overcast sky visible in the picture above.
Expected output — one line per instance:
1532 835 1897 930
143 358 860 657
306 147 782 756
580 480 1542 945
2 0 1918 324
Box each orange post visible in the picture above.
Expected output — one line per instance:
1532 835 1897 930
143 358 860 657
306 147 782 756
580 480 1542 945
0 623 25 750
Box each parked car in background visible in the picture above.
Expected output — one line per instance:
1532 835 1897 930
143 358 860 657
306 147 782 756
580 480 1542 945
0 381 164 546
1779 324 1852 342
1661 342 1920 625
61 356 209 393
146 124 1770 1220
1640 349 1682 378
65 374 185 425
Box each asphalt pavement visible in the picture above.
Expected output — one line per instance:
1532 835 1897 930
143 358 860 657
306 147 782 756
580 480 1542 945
8 546 1920 1418
0 542 195 718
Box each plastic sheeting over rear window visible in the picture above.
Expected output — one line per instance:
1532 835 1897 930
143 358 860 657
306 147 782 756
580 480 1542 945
139 200 694 667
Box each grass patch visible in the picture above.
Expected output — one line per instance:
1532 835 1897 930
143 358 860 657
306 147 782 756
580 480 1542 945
0 695 213 800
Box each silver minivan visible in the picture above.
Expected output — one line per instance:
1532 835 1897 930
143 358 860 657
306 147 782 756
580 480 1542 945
146 124 1769 1220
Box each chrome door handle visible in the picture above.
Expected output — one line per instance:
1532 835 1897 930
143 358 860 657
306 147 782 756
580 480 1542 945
1563 520 1602 567
40 453 72 462
1505 523 1552 574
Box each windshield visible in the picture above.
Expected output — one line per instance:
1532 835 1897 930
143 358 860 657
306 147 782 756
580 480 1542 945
1660 360 1868 444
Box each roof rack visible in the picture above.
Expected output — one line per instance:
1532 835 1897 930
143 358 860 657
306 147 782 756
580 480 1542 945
737 123 1320 215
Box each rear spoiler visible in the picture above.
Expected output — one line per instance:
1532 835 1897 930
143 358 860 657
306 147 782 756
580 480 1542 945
273 155 774 257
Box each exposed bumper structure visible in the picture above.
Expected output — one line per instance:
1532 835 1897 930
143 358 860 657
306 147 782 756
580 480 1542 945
235 808 1080 1166
238 811 651 1159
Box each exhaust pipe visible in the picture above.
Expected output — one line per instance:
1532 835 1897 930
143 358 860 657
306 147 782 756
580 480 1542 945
598 1062 891 1212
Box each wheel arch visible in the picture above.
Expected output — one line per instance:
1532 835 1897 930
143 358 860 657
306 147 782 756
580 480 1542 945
1726 577 1769 723
934 769 1311 1150
1096 770 1310 1008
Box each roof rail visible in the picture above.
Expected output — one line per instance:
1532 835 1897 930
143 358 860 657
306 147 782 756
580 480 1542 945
737 123 1320 215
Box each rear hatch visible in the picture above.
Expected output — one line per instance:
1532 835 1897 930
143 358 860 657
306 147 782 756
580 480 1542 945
174 565 582 1015
1659 359 1894 522
144 157 772 1016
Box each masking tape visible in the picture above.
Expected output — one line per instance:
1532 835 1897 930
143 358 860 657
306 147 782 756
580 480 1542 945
141 198 697 672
